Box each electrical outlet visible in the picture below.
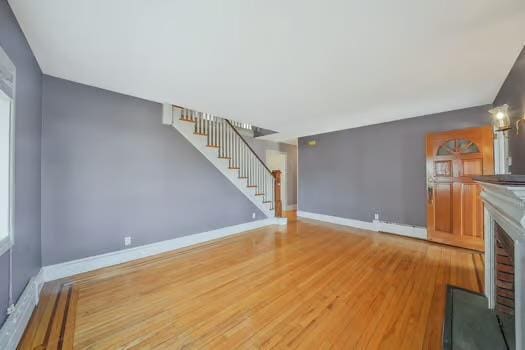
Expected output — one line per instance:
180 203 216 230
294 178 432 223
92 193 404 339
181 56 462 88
252 212 256 219
374 213 380 221
124 236 132 246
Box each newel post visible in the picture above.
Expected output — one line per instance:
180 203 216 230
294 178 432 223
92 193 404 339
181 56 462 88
272 170 283 217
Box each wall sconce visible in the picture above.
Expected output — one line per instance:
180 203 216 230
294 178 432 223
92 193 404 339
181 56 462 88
489 104 512 132
517 116 525 135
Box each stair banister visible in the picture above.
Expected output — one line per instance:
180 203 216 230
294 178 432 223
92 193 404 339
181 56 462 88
173 105 282 218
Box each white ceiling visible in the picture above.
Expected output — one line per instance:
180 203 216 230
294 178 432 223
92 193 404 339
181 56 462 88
9 0 525 142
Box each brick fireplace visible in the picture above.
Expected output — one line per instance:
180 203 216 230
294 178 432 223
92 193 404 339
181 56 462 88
496 223 515 318
477 176 525 350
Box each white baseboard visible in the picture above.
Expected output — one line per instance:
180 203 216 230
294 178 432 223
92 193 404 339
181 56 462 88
43 218 281 282
0 269 45 350
285 204 297 210
297 211 427 240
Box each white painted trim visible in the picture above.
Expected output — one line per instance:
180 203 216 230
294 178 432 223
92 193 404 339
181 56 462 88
297 211 427 240
0 269 44 350
0 47 16 258
161 103 173 125
0 236 12 257
484 207 496 309
285 204 297 210
478 181 525 350
275 217 288 226
42 218 281 282
494 130 510 175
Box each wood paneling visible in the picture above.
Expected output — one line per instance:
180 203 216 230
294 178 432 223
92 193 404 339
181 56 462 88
426 126 494 251
19 214 484 349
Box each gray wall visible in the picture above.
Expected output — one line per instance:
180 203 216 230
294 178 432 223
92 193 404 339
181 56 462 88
0 0 42 326
494 46 525 175
245 137 297 207
298 105 492 227
41 75 263 265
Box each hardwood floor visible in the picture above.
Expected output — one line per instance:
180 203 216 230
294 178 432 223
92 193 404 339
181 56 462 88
19 212 484 349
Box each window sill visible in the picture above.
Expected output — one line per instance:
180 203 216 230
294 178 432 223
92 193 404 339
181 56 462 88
0 236 13 257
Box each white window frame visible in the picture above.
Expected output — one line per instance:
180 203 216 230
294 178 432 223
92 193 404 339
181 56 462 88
0 46 15 257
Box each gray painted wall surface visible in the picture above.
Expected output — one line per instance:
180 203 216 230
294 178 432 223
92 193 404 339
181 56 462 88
298 106 492 227
0 0 43 326
41 75 263 265
245 137 297 207
494 47 525 175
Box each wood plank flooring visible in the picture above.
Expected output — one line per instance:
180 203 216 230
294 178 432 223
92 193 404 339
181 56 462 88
19 212 484 349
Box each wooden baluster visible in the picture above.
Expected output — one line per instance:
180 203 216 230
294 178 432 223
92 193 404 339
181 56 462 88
249 153 253 186
263 171 267 201
213 116 217 146
222 119 226 157
197 112 201 134
272 170 282 217
208 116 212 146
215 118 218 148
232 133 241 168
218 119 223 156
226 125 229 159
210 118 217 146
217 119 221 155
256 162 261 193
232 131 236 168
240 142 245 177
207 118 213 146
231 128 235 166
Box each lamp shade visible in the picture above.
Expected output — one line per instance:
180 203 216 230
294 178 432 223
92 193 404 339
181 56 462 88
489 104 511 132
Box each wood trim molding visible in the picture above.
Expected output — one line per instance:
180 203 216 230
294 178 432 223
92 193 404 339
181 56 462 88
0 269 44 350
297 211 427 240
42 218 283 282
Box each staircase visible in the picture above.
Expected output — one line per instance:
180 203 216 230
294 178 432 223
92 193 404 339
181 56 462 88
162 104 284 221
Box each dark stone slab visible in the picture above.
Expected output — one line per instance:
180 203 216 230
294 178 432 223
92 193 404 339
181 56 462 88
443 286 510 350
474 175 525 186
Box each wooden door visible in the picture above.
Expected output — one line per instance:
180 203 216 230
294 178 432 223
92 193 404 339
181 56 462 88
426 126 494 251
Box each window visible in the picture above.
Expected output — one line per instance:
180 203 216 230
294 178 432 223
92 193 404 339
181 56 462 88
436 139 480 156
0 46 15 257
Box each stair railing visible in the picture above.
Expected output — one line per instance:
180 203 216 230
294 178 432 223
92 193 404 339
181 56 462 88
180 108 282 217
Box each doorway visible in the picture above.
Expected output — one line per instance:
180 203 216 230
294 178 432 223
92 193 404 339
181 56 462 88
266 150 287 212
426 126 494 251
